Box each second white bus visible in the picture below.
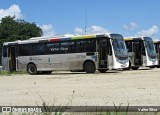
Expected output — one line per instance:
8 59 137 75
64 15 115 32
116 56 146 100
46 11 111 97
124 37 158 70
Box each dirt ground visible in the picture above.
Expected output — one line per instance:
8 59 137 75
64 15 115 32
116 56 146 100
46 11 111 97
0 68 160 106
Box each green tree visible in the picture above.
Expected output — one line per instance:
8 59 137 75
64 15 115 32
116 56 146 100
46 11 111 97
0 16 42 64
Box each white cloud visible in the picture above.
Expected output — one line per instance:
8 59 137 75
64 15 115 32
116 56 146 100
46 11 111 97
74 25 110 35
137 25 158 37
0 4 23 20
63 34 74 37
89 25 110 34
123 22 137 30
74 27 84 34
40 24 56 36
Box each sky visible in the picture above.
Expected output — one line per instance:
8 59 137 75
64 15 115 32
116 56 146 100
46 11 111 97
0 0 160 39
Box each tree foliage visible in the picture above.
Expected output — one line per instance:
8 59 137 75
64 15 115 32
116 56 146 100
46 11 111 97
0 16 42 64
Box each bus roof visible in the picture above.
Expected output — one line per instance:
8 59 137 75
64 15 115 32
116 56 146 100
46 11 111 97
3 33 121 46
124 36 152 41
153 39 160 43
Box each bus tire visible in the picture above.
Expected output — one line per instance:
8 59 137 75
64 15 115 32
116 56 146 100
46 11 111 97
131 67 139 70
84 61 96 73
123 61 131 70
149 66 155 69
157 65 160 68
27 63 37 75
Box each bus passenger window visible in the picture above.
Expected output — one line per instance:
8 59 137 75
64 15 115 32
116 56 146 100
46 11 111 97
31 44 45 55
141 42 146 56
60 42 75 53
108 40 112 55
3 46 7 57
85 40 96 52
19 45 31 56
76 41 85 52
125 41 132 52
46 43 60 54
76 39 96 53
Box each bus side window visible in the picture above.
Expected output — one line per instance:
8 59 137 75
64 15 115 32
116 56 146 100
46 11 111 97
156 44 159 53
69 42 75 53
108 39 112 55
86 39 96 52
155 44 158 53
125 41 132 52
76 40 85 52
19 45 31 56
3 46 7 57
31 44 45 55
46 43 60 54
75 39 96 53
141 41 146 56
60 42 75 53
156 44 160 54
158 44 160 54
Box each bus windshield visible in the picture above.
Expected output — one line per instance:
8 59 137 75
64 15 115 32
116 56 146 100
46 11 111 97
144 37 156 56
111 34 128 58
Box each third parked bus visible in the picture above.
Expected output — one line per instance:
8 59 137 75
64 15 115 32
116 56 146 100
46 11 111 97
154 40 160 68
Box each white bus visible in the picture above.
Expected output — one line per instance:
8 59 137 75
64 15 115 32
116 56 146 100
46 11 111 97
2 33 129 74
154 40 160 68
124 37 158 70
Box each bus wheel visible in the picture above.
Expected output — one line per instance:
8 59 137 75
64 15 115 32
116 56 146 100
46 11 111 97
123 61 131 70
157 65 160 68
98 69 107 73
84 61 96 73
131 67 139 70
28 63 37 75
149 66 155 69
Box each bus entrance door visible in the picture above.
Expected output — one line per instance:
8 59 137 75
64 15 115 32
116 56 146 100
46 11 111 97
98 39 108 69
133 41 143 65
8 47 17 71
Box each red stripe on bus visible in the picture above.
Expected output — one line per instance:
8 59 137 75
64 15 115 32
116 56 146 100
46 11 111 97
49 38 60 42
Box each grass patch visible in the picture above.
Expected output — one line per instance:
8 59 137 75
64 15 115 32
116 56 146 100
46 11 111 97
0 70 27 76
